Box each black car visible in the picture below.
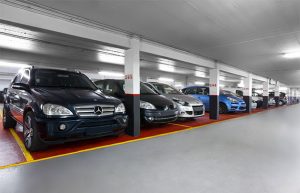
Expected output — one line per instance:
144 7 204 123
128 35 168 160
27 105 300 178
3 68 128 151
94 79 178 124
269 92 287 105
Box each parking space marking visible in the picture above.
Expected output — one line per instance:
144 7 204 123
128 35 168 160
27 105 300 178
9 128 34 161
168 123 191 128
0 105 293 170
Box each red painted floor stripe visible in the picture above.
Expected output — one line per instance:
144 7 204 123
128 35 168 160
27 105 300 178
0 105 292 167
0 121 26 167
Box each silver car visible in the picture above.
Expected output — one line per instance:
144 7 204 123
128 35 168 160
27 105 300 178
145 82 205 118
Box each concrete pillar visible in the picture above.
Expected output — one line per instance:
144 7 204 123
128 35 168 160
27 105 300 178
124 36 140 136
209 68 220 119
274 82 280 107
262 80 269 109
243 74 252 113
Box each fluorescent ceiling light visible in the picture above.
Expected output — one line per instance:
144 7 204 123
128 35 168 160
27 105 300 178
219 76 226 81
283 52 300 59
174 82 183 87
158 64 175 72
195 71 206 78
158 58 175 65
237 80 244 88
0 34 34 51
98 71 124 77
0 61 30 68
219 84 225 88
194 81 205 86
98 53 124 65
158 77 174 82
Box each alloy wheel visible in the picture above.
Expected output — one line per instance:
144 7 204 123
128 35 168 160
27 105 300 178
24 115 33 149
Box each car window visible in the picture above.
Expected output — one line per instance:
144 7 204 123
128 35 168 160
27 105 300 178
184 87 198 94
94 80 105 90
105 82 119 94
141 83 157 95
151 83 182 95
12 72 23 84
33 69 97 90
20 69 30 84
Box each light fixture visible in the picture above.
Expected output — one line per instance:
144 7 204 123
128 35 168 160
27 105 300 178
159 64 175 72
98 71 124 77
237 80 244 88
194 81 205 86
219 76 226 81
174 82 183 87
98 53 124 65
158 58 175 65
282 51 300 59
195 71 206 78
158 77 174 82
0 61 30 68
219 84 225 88
0 34 34 51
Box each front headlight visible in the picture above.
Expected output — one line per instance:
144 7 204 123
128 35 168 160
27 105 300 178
42 104 73 116
115 103 126 113
227 97 238 103
140 101 156 110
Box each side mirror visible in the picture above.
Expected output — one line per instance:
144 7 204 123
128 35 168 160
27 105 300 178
12 83 30 91
3 88 7 94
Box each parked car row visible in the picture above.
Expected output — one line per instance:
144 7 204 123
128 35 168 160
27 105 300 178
2 67 284 151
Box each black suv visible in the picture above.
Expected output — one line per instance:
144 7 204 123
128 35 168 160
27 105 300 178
3 68 128 151
94 79 178 124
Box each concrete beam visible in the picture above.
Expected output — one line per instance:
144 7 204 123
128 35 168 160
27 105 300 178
140 40 215 68
0 2 130 48
217 63 248 77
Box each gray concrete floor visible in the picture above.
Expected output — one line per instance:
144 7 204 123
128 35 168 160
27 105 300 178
1 105 300 193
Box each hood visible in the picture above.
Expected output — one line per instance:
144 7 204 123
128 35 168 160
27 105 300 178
32 87 121 106
162 94 203 105
141 94 174 108
222 93 245 102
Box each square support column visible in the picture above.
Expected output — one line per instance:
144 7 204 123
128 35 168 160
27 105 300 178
243 74 252 113
209 68 220 119
274 82 280 107
262 80 269 109
124 36 140 136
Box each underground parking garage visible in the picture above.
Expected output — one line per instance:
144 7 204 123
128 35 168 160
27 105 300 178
1 1 300 193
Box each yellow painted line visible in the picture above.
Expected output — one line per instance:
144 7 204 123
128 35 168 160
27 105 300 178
9 128 34 162
0 105 289 170
168 123 190 128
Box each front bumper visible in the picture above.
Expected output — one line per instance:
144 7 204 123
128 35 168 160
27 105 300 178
228 102 246 112
35 114 128 144
178 105 205 118
142 109 178 124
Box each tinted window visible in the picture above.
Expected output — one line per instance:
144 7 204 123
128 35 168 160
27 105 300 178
151 83 182 95
141 83 157 95
33 69 97 90
94 80 105 90
184 87 198 94
20 69 30 84
12 73 22 84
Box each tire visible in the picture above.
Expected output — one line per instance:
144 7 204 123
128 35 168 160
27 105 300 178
2 106 16 129
219 103 228 114
23 111 46 151
278 100 283 106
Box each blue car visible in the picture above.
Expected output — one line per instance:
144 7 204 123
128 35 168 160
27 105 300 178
182 86 246 113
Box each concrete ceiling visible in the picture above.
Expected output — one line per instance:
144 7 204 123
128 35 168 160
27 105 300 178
28 0 300 86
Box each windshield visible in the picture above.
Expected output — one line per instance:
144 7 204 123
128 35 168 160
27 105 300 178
141 82 157 95
220 90 239 97
33 69 97 90
151 83 182 95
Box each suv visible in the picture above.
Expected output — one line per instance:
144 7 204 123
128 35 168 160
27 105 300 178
182 86 246 113
145 82 205 118
94 79 178 124
3 68 128 151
